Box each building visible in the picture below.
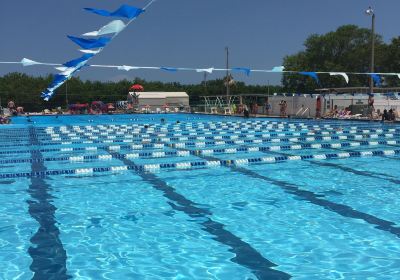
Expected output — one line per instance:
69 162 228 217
128 92 189 111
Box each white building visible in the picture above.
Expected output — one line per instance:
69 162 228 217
129 92 189 111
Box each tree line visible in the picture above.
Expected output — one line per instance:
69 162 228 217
0 73 282 112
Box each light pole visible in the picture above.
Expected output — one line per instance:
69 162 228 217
225 47 230 96
65 81 69 108
365 6 375 94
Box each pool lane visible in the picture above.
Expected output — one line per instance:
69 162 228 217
27 127 70 279
111 151 291 280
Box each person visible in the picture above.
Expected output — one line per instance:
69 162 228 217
381 109 389 122
388 109 395 121
279 100 285 117
265 101 271 115
368 94 374 119
253 103 258 115
161 118 166 124
0 115 10 124
315 96 321 118
232 103 237 114
281 101 288 117
243 105 250 118
7 100 16 115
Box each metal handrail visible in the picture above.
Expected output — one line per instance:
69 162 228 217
295 107 304 116
301 107 310 117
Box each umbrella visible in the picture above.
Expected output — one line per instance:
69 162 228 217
130 84 144 91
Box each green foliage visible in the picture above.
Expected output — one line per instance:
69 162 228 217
282 25 397 92
0 73 282 111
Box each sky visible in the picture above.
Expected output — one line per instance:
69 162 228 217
1 0 400 86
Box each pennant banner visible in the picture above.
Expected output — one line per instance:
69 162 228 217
37 2 152 100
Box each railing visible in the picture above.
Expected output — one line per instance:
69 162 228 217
301 107 310 117
294 107 310 118
295 107 304 116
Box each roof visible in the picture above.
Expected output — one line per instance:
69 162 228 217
129 92 188 99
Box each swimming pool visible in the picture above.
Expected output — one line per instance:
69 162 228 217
1 113 400 279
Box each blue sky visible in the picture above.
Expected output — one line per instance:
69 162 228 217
1 0 399 85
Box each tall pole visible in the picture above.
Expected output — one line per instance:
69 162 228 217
225 47 230 96
366 7 375 94
370 13 375 94
65 81 68 108
203 72 208 94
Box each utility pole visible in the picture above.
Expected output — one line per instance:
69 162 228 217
65 81 69 108
225 47 230 96
203 72 208 94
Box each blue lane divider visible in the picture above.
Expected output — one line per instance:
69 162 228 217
1 129 398 148
1 121 393 140
41 123 397 137
1 133 399 156
1 149 399 178
41 127 400 142
1 140 399 165
36 120 388 135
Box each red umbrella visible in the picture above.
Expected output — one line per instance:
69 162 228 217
130 84 144 91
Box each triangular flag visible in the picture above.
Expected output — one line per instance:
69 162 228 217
271 66 285 72
83 20 126 36
196 68 214 74
232 67 251 76
370 74 381 86
21 58 40 66
63 54 94 68
84 5 144 19
329 72 349 84
79 49 101 54
68 36 111 49
117 65 140 71
160 67 178 72
299 72 320 84
55 66 68 72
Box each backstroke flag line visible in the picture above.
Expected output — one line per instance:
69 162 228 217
3 58 400 89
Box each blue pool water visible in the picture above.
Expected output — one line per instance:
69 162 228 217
1 113 400 279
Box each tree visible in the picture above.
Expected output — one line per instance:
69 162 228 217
282 25 387 92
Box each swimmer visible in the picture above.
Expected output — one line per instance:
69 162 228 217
176 120 180 124
161 118 166 124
